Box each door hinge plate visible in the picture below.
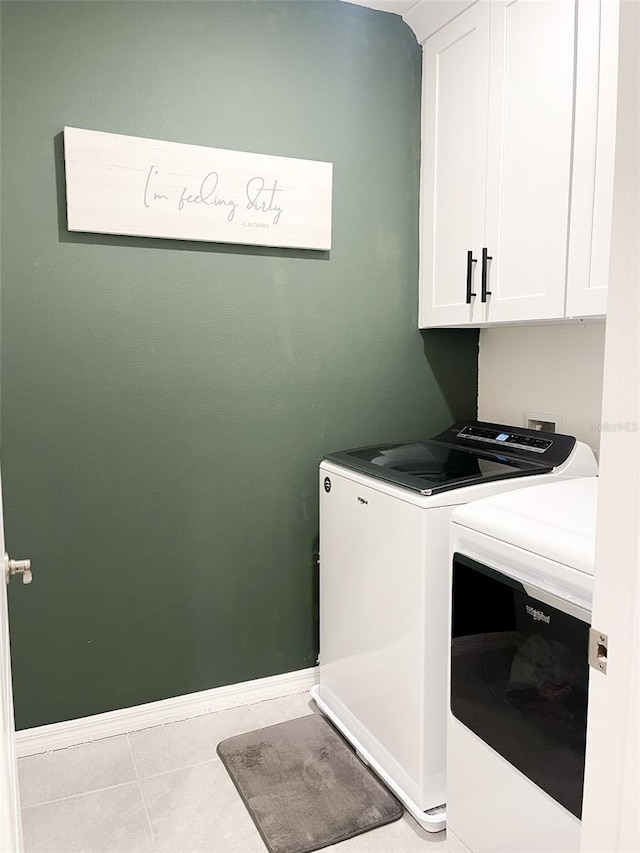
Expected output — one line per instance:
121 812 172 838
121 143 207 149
589 628 608 674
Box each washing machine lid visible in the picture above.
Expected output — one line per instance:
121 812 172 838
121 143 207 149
324 420 577 496
452 477 599 574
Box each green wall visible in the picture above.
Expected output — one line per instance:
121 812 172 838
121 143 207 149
1 1 478 729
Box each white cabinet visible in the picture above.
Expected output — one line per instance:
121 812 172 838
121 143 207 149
483 0 575 324
418 0 618 328
418 2 490 327
566 0 619 318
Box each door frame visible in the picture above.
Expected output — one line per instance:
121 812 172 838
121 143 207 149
1 473 24 853
580 2 639 850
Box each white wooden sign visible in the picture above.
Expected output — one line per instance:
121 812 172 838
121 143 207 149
63 127 333 250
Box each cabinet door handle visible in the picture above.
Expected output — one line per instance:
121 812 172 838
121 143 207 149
481 247 493 302
466 250 477 304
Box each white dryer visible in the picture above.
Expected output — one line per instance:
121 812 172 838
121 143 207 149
311 421 597 832
448 477 599 853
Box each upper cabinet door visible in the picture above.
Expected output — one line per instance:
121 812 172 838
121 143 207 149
566 0 619 318
481 0 576 323
418 2 490 328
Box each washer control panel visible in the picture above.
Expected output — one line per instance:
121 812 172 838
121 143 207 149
457 425 553 453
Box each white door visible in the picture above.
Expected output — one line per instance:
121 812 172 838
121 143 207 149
1 472 24 853
482 0 575 323
418 1 490 328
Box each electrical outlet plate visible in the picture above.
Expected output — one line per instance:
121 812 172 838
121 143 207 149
523 411 562 433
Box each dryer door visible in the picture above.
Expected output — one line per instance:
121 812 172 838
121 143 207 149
450 553 590 819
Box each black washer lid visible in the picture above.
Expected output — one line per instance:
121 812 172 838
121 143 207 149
323 420 577 495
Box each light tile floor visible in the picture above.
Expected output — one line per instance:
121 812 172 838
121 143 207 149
18 692 449 853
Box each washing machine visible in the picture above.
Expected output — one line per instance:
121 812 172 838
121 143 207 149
310 420 598 832
448 476 599 853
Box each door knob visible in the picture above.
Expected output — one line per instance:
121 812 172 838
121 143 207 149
4 553 32 585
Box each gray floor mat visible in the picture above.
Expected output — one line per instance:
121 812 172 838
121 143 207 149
217 713 403 853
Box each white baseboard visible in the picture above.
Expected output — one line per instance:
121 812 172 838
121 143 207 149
15 666 318 758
